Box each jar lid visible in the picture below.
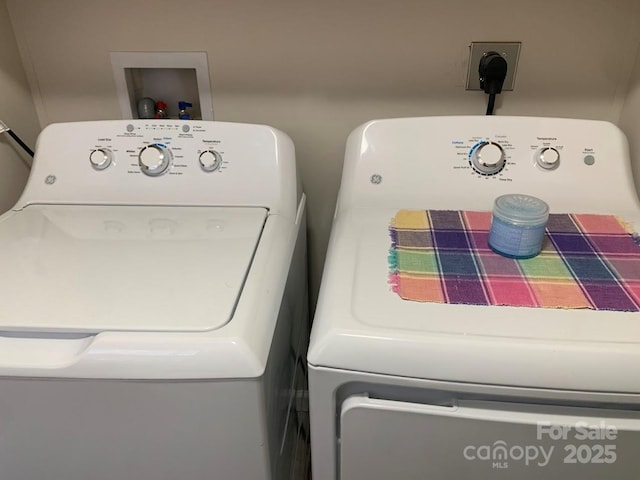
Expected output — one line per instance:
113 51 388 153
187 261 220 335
493 194 549 225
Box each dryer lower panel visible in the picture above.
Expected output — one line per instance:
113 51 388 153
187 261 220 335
339 395 640 479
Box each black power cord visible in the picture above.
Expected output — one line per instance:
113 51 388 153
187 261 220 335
479 52 508 115
0 120 34 157
6 130 34 157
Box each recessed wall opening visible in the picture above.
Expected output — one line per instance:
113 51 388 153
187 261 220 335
111 52 214 121
126 67 202 119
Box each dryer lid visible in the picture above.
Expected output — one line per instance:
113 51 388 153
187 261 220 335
0 205 267 333
308 208 640 392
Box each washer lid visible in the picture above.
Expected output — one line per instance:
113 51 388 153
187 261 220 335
0 205 267 333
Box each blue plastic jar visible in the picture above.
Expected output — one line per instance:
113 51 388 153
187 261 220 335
488 194 549 259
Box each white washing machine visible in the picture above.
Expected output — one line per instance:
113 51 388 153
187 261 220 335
308 116 640 479
0 120 310 480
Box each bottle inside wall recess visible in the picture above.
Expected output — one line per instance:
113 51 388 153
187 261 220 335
137 97 155 119
155 101 168 119
178 101 192 120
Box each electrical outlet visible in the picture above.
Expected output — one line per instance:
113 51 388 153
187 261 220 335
466 42 521 91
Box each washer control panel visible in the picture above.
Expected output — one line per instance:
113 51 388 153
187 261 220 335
84 123 231 177
90 140 225 176
17 120 297 215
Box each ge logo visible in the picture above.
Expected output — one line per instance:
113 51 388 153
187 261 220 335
44 175 56 185
370 174 382 184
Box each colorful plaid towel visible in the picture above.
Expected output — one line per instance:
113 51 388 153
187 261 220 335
389 210 640 311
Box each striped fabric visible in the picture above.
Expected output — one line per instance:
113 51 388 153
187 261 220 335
388 210 640 311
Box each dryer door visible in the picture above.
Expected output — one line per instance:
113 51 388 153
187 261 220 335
340 395 640 479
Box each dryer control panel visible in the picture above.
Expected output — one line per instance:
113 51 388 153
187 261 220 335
453 131 566 180
338 116 640 214
15 120 299 219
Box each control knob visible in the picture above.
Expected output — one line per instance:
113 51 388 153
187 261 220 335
469 141 506 175
139 144 172 177
199 150 222 172
471 142 506 175
89 148 113 170
536 147 560 170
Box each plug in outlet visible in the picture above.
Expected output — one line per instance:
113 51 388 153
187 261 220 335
466 42 521 91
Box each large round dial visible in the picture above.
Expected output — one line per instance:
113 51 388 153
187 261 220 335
89 148 113 170
469 141 506 175
536 147 560 170
139 144 172 177
199 150 222 172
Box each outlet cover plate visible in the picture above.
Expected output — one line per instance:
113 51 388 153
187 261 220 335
466 42 521 91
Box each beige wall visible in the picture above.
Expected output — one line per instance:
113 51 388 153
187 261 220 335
0 0 39 213
619 45 640 197
7 0 640 304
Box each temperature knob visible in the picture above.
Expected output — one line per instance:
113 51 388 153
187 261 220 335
470 141 506 175
139 144 172 177
199 150 222 172
536 147 560 170
89 148 113 170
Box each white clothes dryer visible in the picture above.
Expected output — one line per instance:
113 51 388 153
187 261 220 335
308 116 640 480
0 120 310 480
